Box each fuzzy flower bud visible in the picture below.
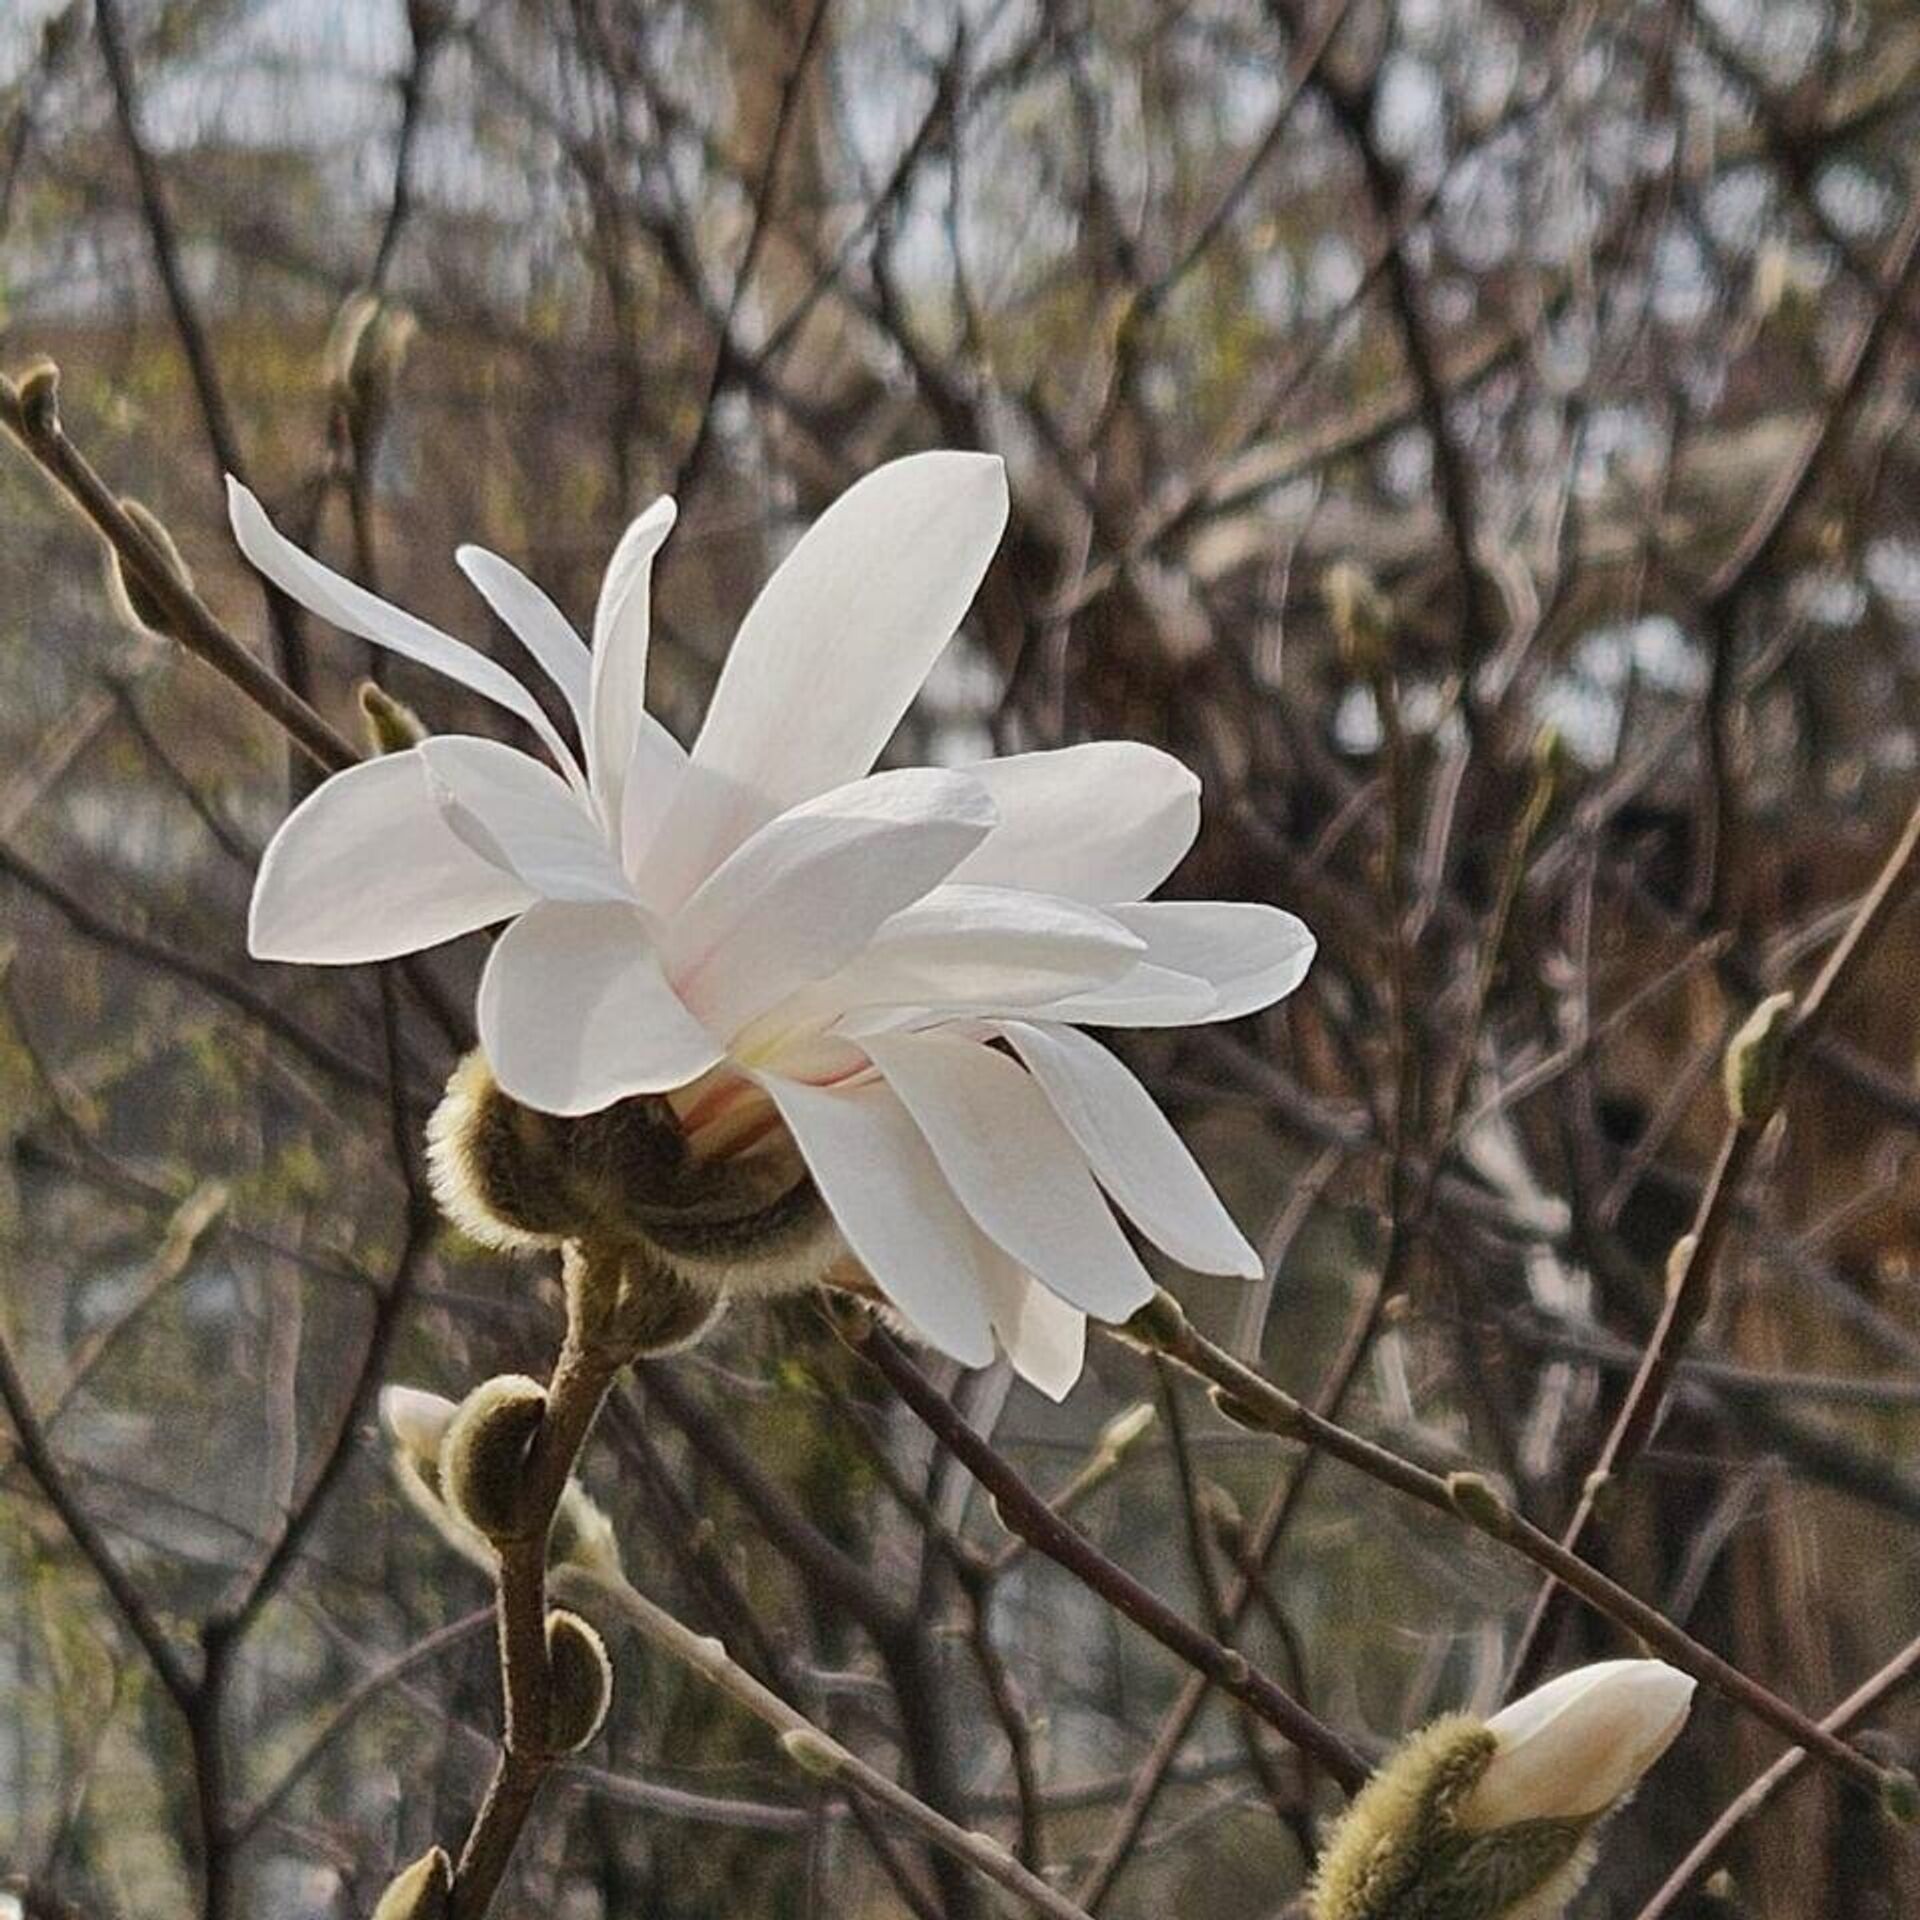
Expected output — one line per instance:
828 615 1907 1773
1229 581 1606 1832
426 1052 835 1312
371 1846 450 1920
380 1383 621 1580
564 1240 725 1360
1722 991 1794 1128
440 1374 547 1544
104 499 192 637
1323 562 1394 678
358 680 427 755
545 1608 613 1752
1311 1661 1694 1920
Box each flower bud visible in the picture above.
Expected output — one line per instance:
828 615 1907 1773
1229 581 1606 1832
11 357 60 439
426 1052 836 1299
441 1375 547 1543
545 1608 612 1752
563 1240 725 1360
1722 991 1794 1128
779 1725 847 1779
104 499 192 637
371 1846 450 1920
359 680 427 755
1463 1661 1694 1830
1311 1662 1694 1920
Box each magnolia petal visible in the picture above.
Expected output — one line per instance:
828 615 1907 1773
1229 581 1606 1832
685 452 1008 868
416 736 631 904
663 769 996 1040
949 742 1201 902
478 900 723 1115
1028 963 1224 1028
616 710 692 878
1105 902 1316 1021
995 1021 1260 1277
761 1074 997 1366
978 1254 1087 1402
589 497 676 832
1467 1661 1696 1828
770 885 1145 1034
249 749 534 963
227 479 584 786
455 545 593 734
862 1030 1156 1320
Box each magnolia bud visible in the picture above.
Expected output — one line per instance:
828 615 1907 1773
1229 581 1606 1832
1723 991 1794 1127
426 1052 592 1252
104 499 192 637
1120 1287 1190 1353
1096 1400 1157 1460
1463 1660 1695 1828
779 1725 847 1779
441 1375 547 1543
545 1609 612 1752
1311 1662 1694 1920
12 357 60 438
563 1240 725 1360
1447 1471 1514 1538
371 1846 450 1920
359 680 427 755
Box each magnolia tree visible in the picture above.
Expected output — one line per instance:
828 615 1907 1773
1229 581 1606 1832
3 3 1920 1919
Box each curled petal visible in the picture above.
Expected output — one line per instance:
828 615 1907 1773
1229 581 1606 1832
589 497 677 834
478 901 723 1115
249 750 533 963
456 545 593 736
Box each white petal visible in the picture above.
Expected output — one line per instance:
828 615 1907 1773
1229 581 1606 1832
1107 902 1316 1020
769 885 1144 1034
417 736 631 903
379 1385 456 1464
948 743 1201 902
1027 963 1224 1028
249 749 534 963
589 497 677 830
978 1256 1087 1401
478 901 723 1115
761 1074 997 1366
663 769 996 1040
617 712 691 880
995 1021 1260 1276
862 1030 1156 1320
227 479 585 785
456 544 593 734
1467 1661 1696 1828
686 452 1008 859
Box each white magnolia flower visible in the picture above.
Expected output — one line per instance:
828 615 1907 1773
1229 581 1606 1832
236 453 1313 1397
1463 1659 1696 1830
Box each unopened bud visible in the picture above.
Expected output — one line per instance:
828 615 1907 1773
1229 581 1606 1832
441 1375 546 1543
1723 991 1794 1127
779 1725 847 1779
101 499 193 636
1448 1471 1514 1537
1323 562 1393 677
545 1609 612 1752
359 680 427 755
324 289 416 442
563 1240 724 1361
12 357 60 438
1119 1287 1190 1353
371 1846 450 1920
1208 1381 1287 1435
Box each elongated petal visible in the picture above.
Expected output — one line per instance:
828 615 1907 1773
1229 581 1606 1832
978 1255 1087 1401
1107 902 1316 1020
995 1021 1259 1276
1027 963 1223 1028
478 901 723 1115
685 453 1008 866
768 885 1144 1034
227 479 584 785
663 769 996 1040
617 710 691 880
456 545 593 733
1467 1661 1696 1828
761 1074 997 1365
589 497 676 830
948 743 1200 901
249 749 534 963
862 1030 1156 1319
417 736 631 903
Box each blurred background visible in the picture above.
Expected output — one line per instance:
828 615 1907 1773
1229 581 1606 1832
2 0 1919 1914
